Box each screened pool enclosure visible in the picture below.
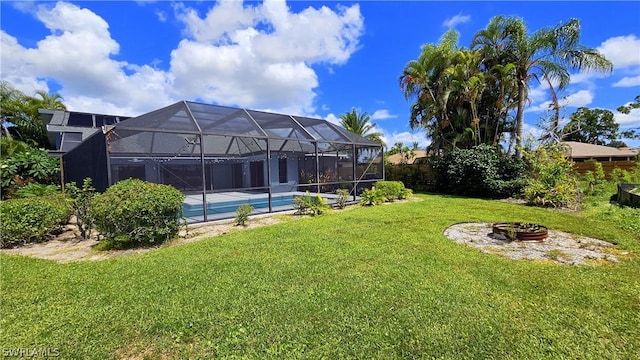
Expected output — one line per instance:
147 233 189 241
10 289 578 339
62 101 384 222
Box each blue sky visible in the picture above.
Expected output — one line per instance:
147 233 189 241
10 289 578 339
2 1 639 148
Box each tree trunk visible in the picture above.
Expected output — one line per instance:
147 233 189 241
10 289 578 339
514 79 526 158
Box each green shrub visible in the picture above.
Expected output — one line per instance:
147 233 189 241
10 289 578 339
398 187 413 200
0 138 30 159
523 145 579 209
235 203 254 226
14 183 60 198
90 179 185 249
360 187 385 206
374 181 405 202
431 144 526 198
335 189 350 209
0 195 72 247
0 146 60 199
293 192 330 216
65 178 96 239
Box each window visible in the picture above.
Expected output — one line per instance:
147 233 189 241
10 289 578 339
279 158 288 183
67 113 94 127
60 132 83 151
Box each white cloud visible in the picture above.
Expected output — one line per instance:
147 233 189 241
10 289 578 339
597 35 640 69
155 9 167 22
325 113 341 125
170 0 363 113
371 109 396 120
562 90 594 108
1 2 175 115
0 1 365 116
612 75 640 87
527 89 594 113
615 107 640 128
442 14 470 28
569 70 609 85
381 129 430 150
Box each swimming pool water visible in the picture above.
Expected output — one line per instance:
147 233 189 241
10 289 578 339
183 195 295 218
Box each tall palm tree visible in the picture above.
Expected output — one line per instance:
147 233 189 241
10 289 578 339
445 49 486 146
472 16 613 157
400 30 460 152
339 108 384 145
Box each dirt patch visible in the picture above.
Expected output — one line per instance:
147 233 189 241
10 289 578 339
0 211 297 263
444 222 630 265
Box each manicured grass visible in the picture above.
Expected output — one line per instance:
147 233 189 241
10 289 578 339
1 194 639 359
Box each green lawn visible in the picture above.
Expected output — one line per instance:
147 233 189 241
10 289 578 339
1 194 639 359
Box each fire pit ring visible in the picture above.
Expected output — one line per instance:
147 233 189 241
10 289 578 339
492 222 548 242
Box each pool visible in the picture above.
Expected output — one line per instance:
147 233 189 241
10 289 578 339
183 194 296 218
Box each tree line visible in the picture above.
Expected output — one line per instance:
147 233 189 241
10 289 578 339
399 16 638 156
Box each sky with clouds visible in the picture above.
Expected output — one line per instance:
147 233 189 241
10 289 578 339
1 1 639 148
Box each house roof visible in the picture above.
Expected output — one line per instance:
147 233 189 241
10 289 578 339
561 141 638 159
386 150 428 164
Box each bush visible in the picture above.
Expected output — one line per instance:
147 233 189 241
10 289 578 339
610 162 640 184
0 145 60 199
580 160 607 195
398 187 413 200
374 181 405 202
235 203 254 226
360 187 386 206
431 144 526 198
0 195 72 247
523 145 580 209
293 192 330 216
335 189 350 209
90 179 185 249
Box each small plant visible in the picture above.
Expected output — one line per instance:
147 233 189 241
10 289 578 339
65 178 96 239
235 203 254 226
14 183 60 198
546 249 567 261
360 187 385 206
335 189 350 209
293 192 330 216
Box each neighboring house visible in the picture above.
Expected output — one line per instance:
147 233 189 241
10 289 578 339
561 141 638 162
39 109 131 155
561 141 638 175
386 150 428 165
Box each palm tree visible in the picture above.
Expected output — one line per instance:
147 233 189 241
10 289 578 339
339 108 384 145
400 30 460 152
28 90 67 111
445 49 486 146
472 16 613 157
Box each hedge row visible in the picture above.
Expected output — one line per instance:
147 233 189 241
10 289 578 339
1 179 185 249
